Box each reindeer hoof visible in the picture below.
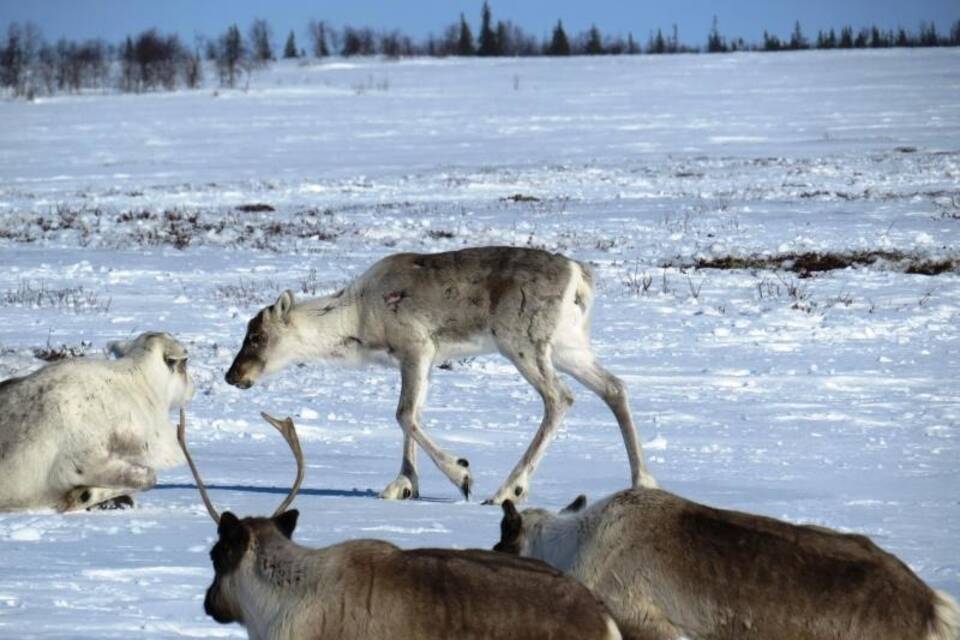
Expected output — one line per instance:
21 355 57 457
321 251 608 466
89 495 135 511
460 475 473 501
380 476 419 500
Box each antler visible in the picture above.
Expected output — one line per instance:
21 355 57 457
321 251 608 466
176 408 221 523
260 412 305 516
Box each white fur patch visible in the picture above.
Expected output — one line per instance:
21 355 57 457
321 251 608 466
928 590 960 640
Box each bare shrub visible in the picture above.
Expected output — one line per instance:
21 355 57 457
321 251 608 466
215 269 332 306
687 275 705 300
33 338 94 362
2 280 111 314
622 262 653 296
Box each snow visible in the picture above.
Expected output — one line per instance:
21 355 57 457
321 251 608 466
1 49 959 637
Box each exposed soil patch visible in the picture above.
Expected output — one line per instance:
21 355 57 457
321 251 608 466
674 251 960 277
501 193 541 203
235 203 276 213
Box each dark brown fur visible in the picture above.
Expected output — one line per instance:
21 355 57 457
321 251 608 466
498 488 948 640
206 509 619 639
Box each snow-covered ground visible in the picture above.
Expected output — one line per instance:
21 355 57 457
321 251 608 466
1 48 958 638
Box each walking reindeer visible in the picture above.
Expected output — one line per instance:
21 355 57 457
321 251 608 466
494 487 960 640
177 410 622 640
225 246 655 504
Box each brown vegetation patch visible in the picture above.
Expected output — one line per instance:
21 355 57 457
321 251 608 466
235 203 276 213
678 251 960 277
501 193 542 203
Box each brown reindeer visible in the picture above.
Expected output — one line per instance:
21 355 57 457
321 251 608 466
177 409 622 640
494 487 960 640
224 246 656 504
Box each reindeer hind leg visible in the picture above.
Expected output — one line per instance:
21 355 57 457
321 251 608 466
555 346 656 489
59 458 157 512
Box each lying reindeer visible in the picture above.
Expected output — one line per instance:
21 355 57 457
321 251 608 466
494 488 960 640
225 246 655 504
177 409 622 640
0 331 194 511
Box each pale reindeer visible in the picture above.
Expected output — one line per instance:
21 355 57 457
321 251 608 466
0 331 194 511
177 409 622 640
494 487 960 640
225 245 655 504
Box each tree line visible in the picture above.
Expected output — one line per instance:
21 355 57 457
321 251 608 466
3 3 959 97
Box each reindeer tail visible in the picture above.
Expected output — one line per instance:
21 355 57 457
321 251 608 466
572 260 595 316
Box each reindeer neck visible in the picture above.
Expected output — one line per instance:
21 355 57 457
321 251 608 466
528 514 586 572
234 535 321 637
250 534 317 591
292 295 362 359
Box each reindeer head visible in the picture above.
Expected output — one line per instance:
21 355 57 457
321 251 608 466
204 510 301 624
225 291 298 389
176 409 305 626
108 331 194 407
493 495 587 555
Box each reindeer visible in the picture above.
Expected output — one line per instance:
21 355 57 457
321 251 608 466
177 409 623 640
493 487 960 640
225 246 655 504
0 331 194 511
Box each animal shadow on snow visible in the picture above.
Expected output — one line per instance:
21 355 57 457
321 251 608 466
155 483 459 503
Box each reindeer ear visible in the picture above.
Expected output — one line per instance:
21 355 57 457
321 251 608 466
561 494 587 514
273 509 299 539
273 290 295 323
213 512 250 575
494 500 524 553
106 339 133 358
218 511 241 536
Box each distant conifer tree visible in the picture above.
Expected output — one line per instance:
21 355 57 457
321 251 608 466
477 2 499 55
648 28 666 54
217 24 245 87
120 35 136 91
707 15 727 52
456 13 475 55
546 20 571 55
585 25 604 54
249 19 273 63
838 26 854 48
283 31 298 58
789 21 808 49
919 22 939 47
762 30 782 51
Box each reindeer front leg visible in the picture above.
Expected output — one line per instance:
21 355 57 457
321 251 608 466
393 350 473 500
379 433 419 500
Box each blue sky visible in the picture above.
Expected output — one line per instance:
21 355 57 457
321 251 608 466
1 0 958 46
